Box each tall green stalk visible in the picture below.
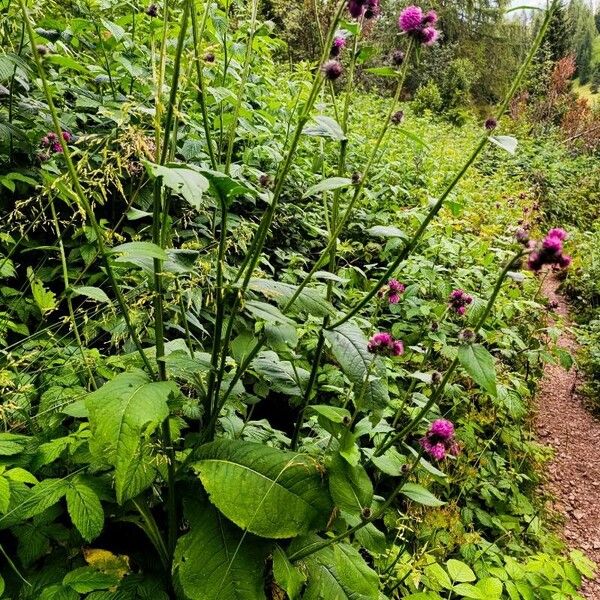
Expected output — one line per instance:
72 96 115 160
224 0 260 172
18 0 154 375
190 0 217 169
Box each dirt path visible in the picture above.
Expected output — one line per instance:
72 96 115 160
534 272 600 597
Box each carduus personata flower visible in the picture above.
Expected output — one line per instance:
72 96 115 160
448 289 473 315
391 50 405 66
379 278 405 303
347 0 367 18
398 5 440 45
364 0 380 19
323 59 343 80
367 332 404 356
146 3 159 17
527 228 571 271
420 418 459 461
391 110 404 125
485 117 497 130
330 35 346 58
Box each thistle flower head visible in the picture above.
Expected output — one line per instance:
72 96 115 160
323 59 343 81
348 0 367 18
527 228 571 272
146 3 159 16
331 35 347 57
391 50 405 66
398 5 424 31
364 0 380 19
367 332 404 357
485 117 498 130
448 289 472 315
420 418 458 461
398 5 440 45
391 110 404 125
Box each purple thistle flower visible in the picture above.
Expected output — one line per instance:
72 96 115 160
51 142 63 153
422 9 437 24
323 60 343 81
146 3 159 17
547 227 568 241
420 418 459 461
364 0 380 19
398 5 424 31
47 132 58 143
418 26 439 45
485 117 498 130
515 227 529 245
391 110 404 125
391 50 405 66
449 289 472 315
348 0 367 18
429 419 454 440
62 131 73 143
331 35 346 57
367 332 404 357
528 228 571 272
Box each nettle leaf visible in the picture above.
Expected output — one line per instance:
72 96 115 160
251 351 309 396
324 323 389 410
303 115 346 141
401 483 445 507
144 162 210 210
328 453 373 515
65 478 104 542
245 300 294 325
198 168 254 206
27 267 57 315
174 497 270 600
86 371 176 503
63 566 120 594
489 135 518 154
273 545 305 600
303 177 352 198
290 535 379 599
193 439 332 538
446 559 476 583
457 344 497 396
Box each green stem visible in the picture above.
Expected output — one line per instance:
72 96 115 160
224 0 259 172
190 0 217 169
19 0 154 375
132 499 171 570
330 3 556 329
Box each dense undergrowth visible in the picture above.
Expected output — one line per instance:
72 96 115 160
0 0 597 598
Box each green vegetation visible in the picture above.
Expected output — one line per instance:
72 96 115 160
0 0 599 598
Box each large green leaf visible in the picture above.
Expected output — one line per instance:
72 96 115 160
302 116 346 141
249 278 334 317
324 323 389 410
290 535 379 599
173 496 270 600
144 162 210 210
328 453 373 515
251 351 309 396
193 439 332 538
401 483 445 507
86 371 176 503
303 177 352 198
65 477 104 542
273 546 305 600
457 344 497 396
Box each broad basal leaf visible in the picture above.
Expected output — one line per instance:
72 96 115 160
324 323 389 410
193 439 332 538
249 278 334 317
290 535 379 600
401 483 445 507
251 351 309 396
173 496 270 600
86 371 176 503
457 344 497 396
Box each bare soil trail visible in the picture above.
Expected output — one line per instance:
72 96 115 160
534 271 600 598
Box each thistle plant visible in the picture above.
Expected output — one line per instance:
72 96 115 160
0 0 580 598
